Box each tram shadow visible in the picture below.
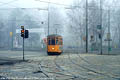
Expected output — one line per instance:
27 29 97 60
47 52 61 56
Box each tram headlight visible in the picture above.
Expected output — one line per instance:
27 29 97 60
52 48 54 50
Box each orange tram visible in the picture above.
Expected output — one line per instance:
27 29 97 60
47 34 63 55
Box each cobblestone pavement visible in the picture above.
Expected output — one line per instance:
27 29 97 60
0 51 120 80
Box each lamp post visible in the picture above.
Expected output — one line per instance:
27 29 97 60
48 0 50 35
108 9 111 54
86 0 88 53
100 0 103 55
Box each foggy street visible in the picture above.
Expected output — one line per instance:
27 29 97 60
1 0 120 80
0 51 120 80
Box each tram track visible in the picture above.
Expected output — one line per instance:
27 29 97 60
53 55 79 79
27 52 120 80
52 54 92 80
29 55 79 80
76 52 120 79
68 52 120 80
28 57 50 78
32 54 92 80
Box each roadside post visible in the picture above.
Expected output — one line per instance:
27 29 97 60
97 25 102 55
104 33 112 54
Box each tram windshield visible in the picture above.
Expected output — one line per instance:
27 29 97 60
51 38 55 45
48 38 55 45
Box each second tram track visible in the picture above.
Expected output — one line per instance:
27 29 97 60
53 54 92 80
67 52 120 80
27 52 120 80
30 56 50 78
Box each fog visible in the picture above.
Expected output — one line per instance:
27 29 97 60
0 0 120 54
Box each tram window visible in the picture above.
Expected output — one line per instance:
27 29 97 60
58 38 62 45
59 41 62 45
48 39 51 45
58 40 62 45
51 38 55 45
56 39 58 45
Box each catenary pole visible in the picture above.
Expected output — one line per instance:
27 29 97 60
86 0 88 53
48 0 50 35
108 9 111 54
100 0 103 55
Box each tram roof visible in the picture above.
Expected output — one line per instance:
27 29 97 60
47 34 62 37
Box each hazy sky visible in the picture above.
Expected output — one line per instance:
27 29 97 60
0 0 119 9
0 0 73 8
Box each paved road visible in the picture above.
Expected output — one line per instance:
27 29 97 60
0 51 120 80
0 50 46 66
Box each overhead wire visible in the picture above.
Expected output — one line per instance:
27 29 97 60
35 0 120 11
0 0 119 9
34 0 71 7
0 0 20 6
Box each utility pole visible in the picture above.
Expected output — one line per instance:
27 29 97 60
108 9 111 54
86 0 88 53
11 25 13 50
21 26 25 61
11 18 16 50
100 0 103 55
21 26 29 61
23 33 24 61
48 0 50 35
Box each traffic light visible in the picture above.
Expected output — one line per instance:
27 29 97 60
21 30 24 37
21 26 24 29
91 35 94 39
99 34 101 39
90 35 94 41
25 30 29 38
